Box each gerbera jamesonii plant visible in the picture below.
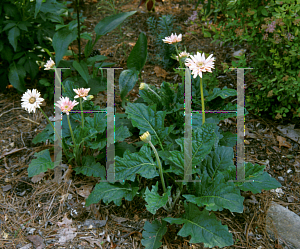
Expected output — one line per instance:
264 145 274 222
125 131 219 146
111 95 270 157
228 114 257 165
23 30 282 248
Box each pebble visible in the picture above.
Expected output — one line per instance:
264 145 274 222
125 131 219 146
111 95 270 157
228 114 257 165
278 176 284 182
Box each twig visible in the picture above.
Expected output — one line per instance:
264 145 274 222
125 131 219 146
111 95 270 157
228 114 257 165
18 114 40 125
47 184 64 219
0 107 23 118
246 212 255 248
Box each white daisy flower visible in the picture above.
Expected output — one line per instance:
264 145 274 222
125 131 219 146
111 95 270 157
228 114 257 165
44 58 55 70
21 89 45 113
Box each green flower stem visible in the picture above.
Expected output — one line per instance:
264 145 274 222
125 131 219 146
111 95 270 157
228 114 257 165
66 114 77 159
149 88 162 100
149 141 167 194
80 98 84 129
200 76 205 124
39 107 68 157
174 44 185 85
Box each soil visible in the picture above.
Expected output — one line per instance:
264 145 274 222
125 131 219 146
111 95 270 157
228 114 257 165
0 0 299 248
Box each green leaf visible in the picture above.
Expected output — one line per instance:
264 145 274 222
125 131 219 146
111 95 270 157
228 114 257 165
85 182 139 207
165 123 216 176
219 131 237 147
8 63 26 92
8 26 20 52
73 60 91 84
119 69 139 100
28 149 54 177
261 7 268 16
32 123 54 144
240 171 282 194
3 3 18 17
144 182 172 215
74 156 106 178
127 32 147 72
239 162 281 194
53 28 77 66
95 11 136 36
24 59 39 79
85 112 107 133
115 125 132 142
222 162 282 194
125 103 175 147
203 30 211 37
3 23 16 32
205 86 237 102
200 146 235 178
1 44 13 62
183 173 244 213
34 0 43 18
84 39 94 58
87 77 107 95
163 202 233 247
115 145 159 182
141 220 167 249
87 55 107 65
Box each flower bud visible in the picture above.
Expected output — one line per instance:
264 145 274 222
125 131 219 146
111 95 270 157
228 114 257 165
85 95 94 101
139 83 149 91
140 131 151 143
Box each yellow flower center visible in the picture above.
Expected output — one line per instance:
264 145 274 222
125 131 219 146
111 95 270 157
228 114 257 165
197 61 204 67
29 97 36 104
65 106 69 109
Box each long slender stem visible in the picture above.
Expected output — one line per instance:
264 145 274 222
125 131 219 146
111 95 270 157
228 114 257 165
149 88 162 100
39 108 68 157
174 44 185 85
67 114 77 160
149 141 167 194
80 98 84 129
200 77 205 124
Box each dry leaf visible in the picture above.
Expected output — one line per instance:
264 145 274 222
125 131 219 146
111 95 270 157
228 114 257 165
31 172 45 183
57 227 77 244
62 165 73 182
19 244 33 249
276 135 292 149
110 214 128 223
82 236 105 247
154 66 168 79
27 235 45 249
276 124 300 144
57 214 73 227
76 185 93 198
1 184 12 192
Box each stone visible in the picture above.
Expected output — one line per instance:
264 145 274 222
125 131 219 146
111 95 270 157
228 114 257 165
266 201 300 249
232 49 246 58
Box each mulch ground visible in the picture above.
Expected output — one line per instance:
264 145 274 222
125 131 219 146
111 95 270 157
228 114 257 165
1 0 299 248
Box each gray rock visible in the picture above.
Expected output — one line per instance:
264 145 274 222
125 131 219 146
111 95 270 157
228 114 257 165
266 201 300 249
232 49 246 57
277 176 284 182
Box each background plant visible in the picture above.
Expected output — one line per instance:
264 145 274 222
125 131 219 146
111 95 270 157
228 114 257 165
0 0 68 93
210 0 300 120
146 14 181 69
96 0 133 56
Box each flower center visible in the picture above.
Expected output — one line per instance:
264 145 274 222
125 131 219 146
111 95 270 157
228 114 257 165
197 61 204 67
65 105 69 109
29 97 36 104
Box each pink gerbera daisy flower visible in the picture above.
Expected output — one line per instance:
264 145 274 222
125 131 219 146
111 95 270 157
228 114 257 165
185 52 215 78
56 96 79 115
162 33 182 44
73 88 90 100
